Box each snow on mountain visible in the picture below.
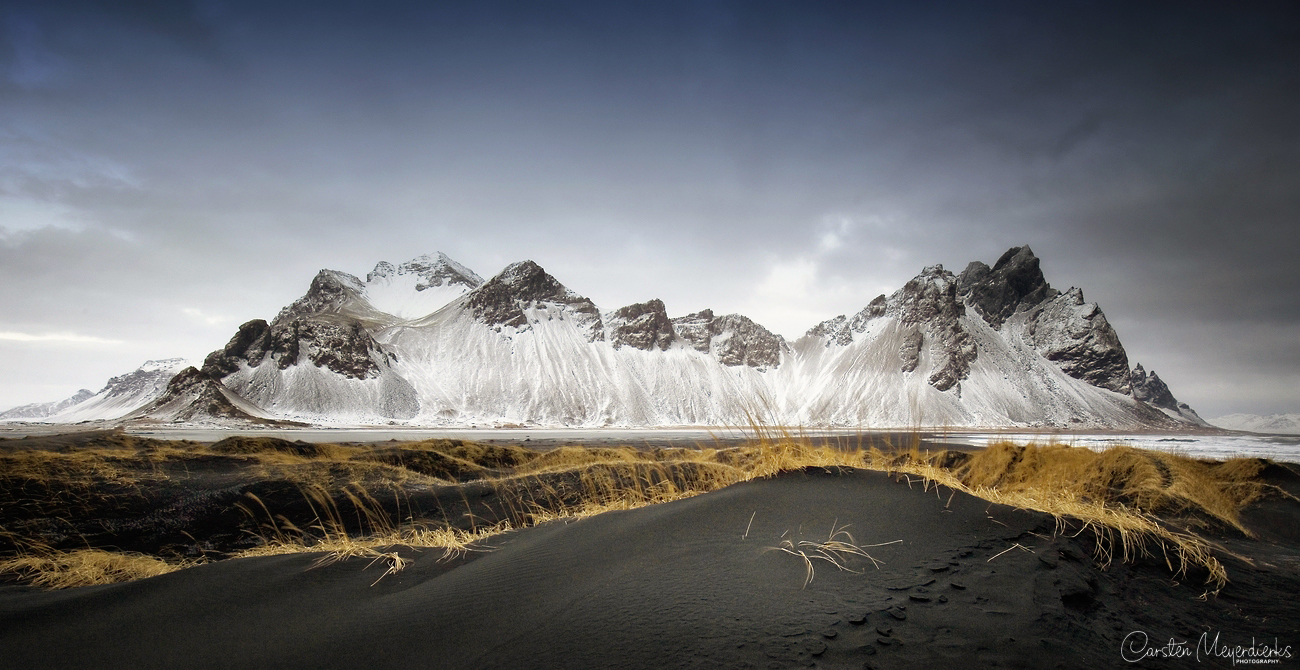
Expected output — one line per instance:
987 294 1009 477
363 253 483 320
0 389 94 420
11 359 193 423
1210 413 1300 434
44 247 1207 429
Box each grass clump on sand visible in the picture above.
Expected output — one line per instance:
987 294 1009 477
0 543 198 589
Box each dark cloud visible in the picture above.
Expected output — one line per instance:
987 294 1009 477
0 0 1297 417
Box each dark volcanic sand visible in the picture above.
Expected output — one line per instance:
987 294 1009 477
2 467 1297 669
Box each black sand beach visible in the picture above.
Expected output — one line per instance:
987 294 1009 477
2 463 1297 669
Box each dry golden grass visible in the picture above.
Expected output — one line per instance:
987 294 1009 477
2 427 1284 591
0 544 197 589
866 441 1263 590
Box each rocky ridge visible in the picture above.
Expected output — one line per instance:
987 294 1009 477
25 248 1208 428
366 252 483 291
671 309 787 369
605 300 677 351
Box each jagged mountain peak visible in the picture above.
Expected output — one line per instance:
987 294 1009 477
1131 363 1175 409
958 244 1058 329
1130 363 1205 424
464 260 604 339
273 269 374 325
366 252 484 290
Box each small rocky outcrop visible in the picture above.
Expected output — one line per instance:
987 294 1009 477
807 315 853 346
673 310 717 354
1131 363 1176 410
805 295 887 346
899 329 924 373
203 320 272 378
1131 364 1204 423
1022 288 1132 393
606 299 677 351
464 261 604 341
134 367 266 423
957 246 1059 329
670 309 787 368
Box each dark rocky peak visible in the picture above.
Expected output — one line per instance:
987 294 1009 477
958 245 1059 329
203 315 393 381
273 269 376 325
1022 287 1131 393
670 309 786 368
890 265 965 325
711 314 787 368
1131 364 1177 411
606 299 677 351
1130 364 1205 424
366 252 484 290
203 320 272 378
887 265 975 392
464 261 604 340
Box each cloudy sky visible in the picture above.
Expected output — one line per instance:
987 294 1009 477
1 1 1297 418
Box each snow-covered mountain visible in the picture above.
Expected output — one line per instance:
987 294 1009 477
1210 414 1300 434
11 247 1211 428
0 389 94 420
1 359 189 422
104 246 1201 429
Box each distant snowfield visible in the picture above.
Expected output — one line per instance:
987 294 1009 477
1210 413 1300 435
941 431 1300 463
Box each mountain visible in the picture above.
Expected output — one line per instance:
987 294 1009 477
24 247 1208 429
1210 413 1300 434
0 389 94 420
1 359 190 423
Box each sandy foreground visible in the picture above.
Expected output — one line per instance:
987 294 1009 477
1 457 1298 669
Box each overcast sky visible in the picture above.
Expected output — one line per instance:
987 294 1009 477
1 1 1297 418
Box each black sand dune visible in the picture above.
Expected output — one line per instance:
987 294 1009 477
2 467 1297 669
